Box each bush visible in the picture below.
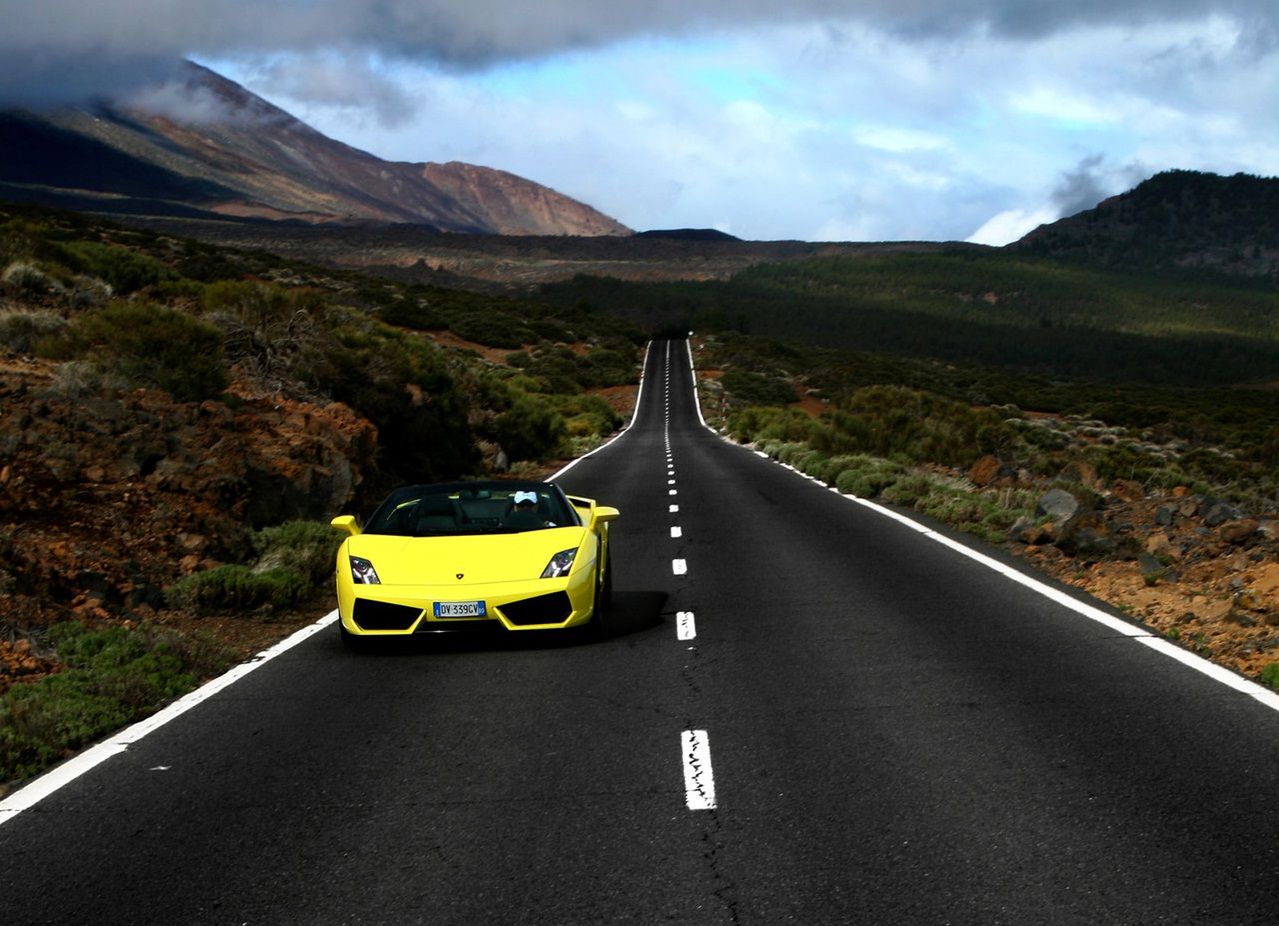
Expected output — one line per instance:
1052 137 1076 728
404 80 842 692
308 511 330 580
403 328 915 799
41 301 228 401
203 281 326 393
1262 663 1279 691
1 261 53 295
166 565 310 614
720 368 797 406
377 299 447 331
833 457 909 497
492 394 566 462
0 308 65 352
315 314 480 483
252 520 343 585
51 241 172 295
0 622 227 782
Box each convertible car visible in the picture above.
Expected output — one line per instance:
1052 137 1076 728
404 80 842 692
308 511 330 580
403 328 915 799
330 480 619 647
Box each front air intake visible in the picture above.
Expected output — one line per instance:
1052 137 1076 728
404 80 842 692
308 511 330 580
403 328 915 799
499 592 573 626
353 599 423 630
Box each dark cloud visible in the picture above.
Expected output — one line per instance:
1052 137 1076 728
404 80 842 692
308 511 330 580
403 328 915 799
1052 154 1112 217
1 0 1275 107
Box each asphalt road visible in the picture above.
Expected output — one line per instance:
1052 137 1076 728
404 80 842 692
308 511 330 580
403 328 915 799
3 339 1279 925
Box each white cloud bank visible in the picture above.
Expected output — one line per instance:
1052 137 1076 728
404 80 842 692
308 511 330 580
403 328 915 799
3 1 1278 240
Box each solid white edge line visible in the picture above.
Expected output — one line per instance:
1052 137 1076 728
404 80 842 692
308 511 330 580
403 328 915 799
0 610 338 825
682 729 717 810
686 344 1279 714
3 341 665 824
685 339 711 430
677 611 697 641
551 339 654 480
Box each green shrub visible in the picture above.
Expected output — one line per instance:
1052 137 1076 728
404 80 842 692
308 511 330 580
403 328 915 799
0 622 228 782
833 457 908 497
377 299 447 331
314 313 480 482
728 406 818 444
0 308 65 352
1 260 53 294
720 368 797 406
166 565 309 614
52 241 172 294
251 520 343 585
1262 663 1279 691
203 281 327 391
41 301 228 401
492 394 566 462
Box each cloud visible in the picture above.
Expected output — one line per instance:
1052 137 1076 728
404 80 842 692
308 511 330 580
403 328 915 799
2 0 1276 105
240 54 417 128
1051 154 1112 216
967 206 1058 246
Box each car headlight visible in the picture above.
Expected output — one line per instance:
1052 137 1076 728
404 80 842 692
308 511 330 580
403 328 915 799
541 548 577 578
349 556 381 585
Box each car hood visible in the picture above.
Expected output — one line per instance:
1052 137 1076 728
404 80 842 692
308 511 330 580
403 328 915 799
346 527 588 586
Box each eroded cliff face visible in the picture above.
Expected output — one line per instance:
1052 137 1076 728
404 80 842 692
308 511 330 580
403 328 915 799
2 62 631 236
0 357 376 642
420 162 630 237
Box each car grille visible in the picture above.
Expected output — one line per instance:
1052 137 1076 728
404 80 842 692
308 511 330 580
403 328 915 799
353 599 423 630
498 591 573 626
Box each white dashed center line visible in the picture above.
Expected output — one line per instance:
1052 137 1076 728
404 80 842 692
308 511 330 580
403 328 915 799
672 558 687 575
677 611 696 640
671 526 682 538
681 730 717 810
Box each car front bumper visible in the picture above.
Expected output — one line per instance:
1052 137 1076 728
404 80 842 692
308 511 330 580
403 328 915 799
336 563 597 634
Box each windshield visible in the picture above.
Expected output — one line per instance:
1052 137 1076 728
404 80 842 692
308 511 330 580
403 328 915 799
363 482 580 537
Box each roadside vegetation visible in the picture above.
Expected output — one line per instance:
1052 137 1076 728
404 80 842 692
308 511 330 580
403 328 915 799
0 622 235 782
0 201 644 788
544 248 1279 385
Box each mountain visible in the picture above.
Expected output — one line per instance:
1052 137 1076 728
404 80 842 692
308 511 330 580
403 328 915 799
0 62 630 237
1012 169 1279 279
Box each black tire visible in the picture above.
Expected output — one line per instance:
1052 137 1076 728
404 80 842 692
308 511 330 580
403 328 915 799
338 620 371 652
589 558 614 640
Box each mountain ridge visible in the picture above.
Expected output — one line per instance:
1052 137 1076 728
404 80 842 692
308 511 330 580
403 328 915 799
0 62 630 237
1012 169 1279 279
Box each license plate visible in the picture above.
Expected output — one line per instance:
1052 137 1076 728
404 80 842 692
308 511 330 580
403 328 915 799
433 600 486 618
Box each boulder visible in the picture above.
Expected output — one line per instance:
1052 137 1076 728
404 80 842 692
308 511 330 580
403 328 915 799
1219 519 1259 545
967 454 1000 488
1111 479 1145 501
1009 515 1049 545
1055 509 1117 559
1037 488 1081 521
1202 498 1241 527
1057 460 1099 487
1144 531 1178 560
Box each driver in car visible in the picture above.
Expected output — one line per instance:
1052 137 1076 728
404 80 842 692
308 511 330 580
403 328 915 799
504 490 546 530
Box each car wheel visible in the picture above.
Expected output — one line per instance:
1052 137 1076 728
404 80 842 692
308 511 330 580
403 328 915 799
339 620 369 652
588 559 614 640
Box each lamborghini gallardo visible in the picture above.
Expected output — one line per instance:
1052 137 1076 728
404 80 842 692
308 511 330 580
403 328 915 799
331 481 619 647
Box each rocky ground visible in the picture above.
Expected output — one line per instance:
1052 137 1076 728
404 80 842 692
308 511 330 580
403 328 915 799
0 355 377 695
1012 475 1279 680
693 356 1279 688
0 340 642 700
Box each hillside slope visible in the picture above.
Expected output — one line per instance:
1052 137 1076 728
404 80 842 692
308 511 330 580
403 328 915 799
1013 169 1279 278
0 62 630 237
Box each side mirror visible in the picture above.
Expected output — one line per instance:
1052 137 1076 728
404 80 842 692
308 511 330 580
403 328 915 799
593 506 620 524
330 515 360 536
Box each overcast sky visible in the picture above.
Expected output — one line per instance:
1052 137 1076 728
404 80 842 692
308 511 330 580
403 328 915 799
3 1 1277 242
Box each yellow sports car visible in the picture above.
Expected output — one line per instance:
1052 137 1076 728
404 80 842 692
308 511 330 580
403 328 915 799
330 480 619 647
